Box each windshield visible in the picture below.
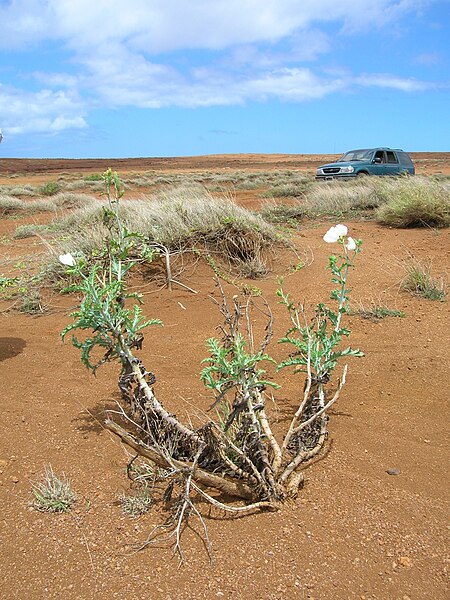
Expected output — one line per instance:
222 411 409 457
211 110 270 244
338 149 372 162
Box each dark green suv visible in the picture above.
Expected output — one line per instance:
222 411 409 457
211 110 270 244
315 148 415 180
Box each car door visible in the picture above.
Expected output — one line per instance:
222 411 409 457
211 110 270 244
385 150 400 176
370 150 387 176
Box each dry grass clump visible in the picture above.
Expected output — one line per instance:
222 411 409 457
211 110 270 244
234 178 265 190
65 179 104 192
0 185 37 197
49 192 98 210
53 187 282 277
0 195 59 215
124 176 155 187
304 179 381 216
121 170 314 194
119 487 154 517
3 192 97 219
65 180 88 191
375 177 449 228
302 176 449 222
262 177 312 199
13 224 40 239
32 465 77 513
262 183 306 198
0 195 23 214
401 258 446 301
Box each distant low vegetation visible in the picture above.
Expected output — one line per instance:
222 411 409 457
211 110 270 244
3 171 448 231
0 192 97 216
263 175 449 228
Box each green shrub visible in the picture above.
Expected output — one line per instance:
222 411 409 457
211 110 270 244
83 173 102 181
0 275 19 289
39 181 61 196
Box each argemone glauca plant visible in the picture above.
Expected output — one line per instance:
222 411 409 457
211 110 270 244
275 224 363 487
61 171 363 562
61 169 161 372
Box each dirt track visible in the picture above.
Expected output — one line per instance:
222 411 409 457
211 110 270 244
0 155 449 599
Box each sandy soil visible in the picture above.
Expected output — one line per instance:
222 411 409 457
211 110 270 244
0 155 449 599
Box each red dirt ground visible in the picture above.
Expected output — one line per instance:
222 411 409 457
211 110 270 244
0 155 449 599
1 152 450 180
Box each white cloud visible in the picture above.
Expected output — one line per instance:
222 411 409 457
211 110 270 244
355 74 431 92
238 68 346 102
0 0 439 136
0 84 87 134
0 0 428 51
66 43 345 108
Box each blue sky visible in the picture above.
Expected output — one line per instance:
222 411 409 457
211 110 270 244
0 0 449 158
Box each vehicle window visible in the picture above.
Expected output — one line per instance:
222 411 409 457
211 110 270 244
338 149 372 162
374 150 385 163
399 152 413 166
386 151 398 164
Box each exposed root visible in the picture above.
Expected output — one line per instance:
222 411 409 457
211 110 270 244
105 283 351 559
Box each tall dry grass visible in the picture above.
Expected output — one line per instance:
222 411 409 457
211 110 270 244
1 192 98 216
51 187 282 277
293 175 449 225
303 178 382 216
375 177 449 227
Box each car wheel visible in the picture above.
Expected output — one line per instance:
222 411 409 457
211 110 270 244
356 171 369 177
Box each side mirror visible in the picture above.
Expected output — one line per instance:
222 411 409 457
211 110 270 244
373 157 382 164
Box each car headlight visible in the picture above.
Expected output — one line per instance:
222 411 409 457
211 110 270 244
339 166 354 173
316 168 323 175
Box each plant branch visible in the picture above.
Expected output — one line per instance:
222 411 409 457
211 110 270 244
105 419 257 501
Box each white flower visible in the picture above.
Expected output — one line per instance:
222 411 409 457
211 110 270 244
323 224 348 243
59 253 76 267
345 236 357 251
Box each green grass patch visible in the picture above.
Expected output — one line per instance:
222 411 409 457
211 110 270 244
351 304 406 321
259 202 306 225
83 173 103 181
